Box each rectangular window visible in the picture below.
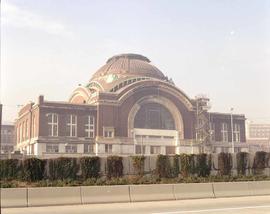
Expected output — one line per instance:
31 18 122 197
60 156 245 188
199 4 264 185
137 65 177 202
67 115 77 137
22 122 25 141
150 146 161 154
234 124 241 142
16 127 20 144
166 146 175 155
135 145 146 154
32 115 36 137
210 122 215 141
31 144 35 154
65 144 77 153
104 131 113 138
103 127 114 138
85 116 95 138
84 144 95 153
222 147 229 153
221 123 228 142
46 144 59 153
20 124 23 143
25 120 28 139
48 113 58 136
105 144 112 154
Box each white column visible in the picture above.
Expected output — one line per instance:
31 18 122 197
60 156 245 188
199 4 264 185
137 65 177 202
77 144 84 154
161 146 166 155
175 131 180 154
145 146 150 155
112 144 121 154
59 143 65 153
95 143 99 156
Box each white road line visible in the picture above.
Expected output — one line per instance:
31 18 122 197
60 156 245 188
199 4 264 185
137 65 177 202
152 205 270 214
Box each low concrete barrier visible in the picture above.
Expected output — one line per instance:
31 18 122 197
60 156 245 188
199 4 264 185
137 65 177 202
129 184 174 202
1 188 27 208
27 187 81 206
213 182 252 198
81 185 130 204
2 181 270 208
249 181 270 196
174 183 214 199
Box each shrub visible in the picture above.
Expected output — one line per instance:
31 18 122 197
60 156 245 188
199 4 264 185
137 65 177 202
236 152 249 176
266 153 270 168
218 153 232 176
0 159 21 180
180 154 196 177
48 157 78 180
107 156 123 179
196 154 211 177
132 156 145 176
156 155 171 178
253 151 267 175
22 158 46 181
80 157 100 179
171 155 180 178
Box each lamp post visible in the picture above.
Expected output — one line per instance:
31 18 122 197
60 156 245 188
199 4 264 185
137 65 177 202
141 135 143 155
230 107 234 153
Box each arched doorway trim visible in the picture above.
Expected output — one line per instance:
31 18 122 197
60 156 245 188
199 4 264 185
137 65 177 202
128 95 184 139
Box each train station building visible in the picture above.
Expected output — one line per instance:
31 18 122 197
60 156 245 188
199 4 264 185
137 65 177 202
15 54 247 157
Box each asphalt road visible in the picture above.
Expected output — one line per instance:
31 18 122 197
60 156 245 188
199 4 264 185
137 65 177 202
2 195 270 214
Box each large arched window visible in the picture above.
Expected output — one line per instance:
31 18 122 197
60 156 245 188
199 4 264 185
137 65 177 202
134 103 175 130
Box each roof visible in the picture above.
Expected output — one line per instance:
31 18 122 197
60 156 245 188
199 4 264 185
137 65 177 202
88 53 166 92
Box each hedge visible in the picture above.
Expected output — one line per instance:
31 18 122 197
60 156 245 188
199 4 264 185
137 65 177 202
80 157 100 179
196 154 212 177
22 158 46 182
0 152 270 183
171 155 180 178
107 156 123 178
253 151 269 175
218 153 232 176
48 157 78 180
236 152 249 176
180 154 196 177
132 156 145 176
156 155 171 178
0 159 21 180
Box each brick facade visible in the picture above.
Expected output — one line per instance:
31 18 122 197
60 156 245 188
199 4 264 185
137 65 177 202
15 54 247 156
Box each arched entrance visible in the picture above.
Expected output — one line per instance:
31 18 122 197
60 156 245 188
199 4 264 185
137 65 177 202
134 102 175 130
128 95 184 155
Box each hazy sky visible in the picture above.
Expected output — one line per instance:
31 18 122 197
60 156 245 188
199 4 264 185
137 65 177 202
1 0 270 123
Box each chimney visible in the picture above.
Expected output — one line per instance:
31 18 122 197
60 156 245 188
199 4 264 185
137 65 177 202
38 95 44 104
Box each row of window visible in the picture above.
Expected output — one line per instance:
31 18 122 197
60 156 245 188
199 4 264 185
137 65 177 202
209 123 241 142
17 115 36 143
46 144 95 154
1 130 13 135
45 144 175 155
135 145 175 155
47 114 95 138
17 114 241 143
17 119 29 143
109 77 150 92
